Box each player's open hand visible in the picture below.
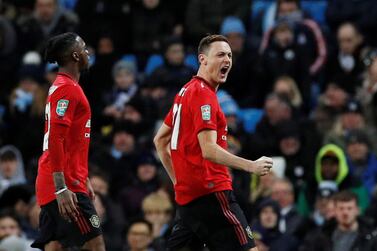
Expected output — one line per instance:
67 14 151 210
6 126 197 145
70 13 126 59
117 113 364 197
56 189 79 221
250 156 273 176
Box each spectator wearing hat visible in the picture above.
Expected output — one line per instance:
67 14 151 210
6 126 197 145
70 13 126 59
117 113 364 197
4 52 47 166
305 144 369 212
310 181 337 227
91 122 138 198
220 16 262 107
118 152 162 221
324 99 377 152
102 60 139 122
143 37 195 118
275 120 319 199
251 199 299 251
346 129 377 198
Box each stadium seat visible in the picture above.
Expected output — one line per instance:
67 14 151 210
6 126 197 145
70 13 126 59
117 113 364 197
184 54 199 70
251 0 274 20
237 108 264 134
301 0 328 26
58 0 77 10
144 54 164 75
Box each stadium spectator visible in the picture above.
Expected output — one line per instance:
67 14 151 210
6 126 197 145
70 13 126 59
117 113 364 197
102 60 138 122
0 146 27 195
143 37 195 118
142 192 173 250
356 50 377 126
325 23 367 94
326 0 377 46
118 153 161 220
270 178 306 237
275 120 319 198
273 76 303 110
220 16 261 107
185 0 251 46
124 219 156 251
300 191 377 251
259 21 312 110
34 0 79 40
310 181 337 227
0 212 35 250
248 93 294 158
345 129 377 198
88 169 110 196
93 193 125 251
304 144 369 212
324 99 377 152
259 0 327 77
251 199 299 251
131 0 175 69
91 123 138 197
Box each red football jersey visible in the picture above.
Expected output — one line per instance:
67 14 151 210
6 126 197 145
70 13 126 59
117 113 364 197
36 73 91 206
164 76 232 205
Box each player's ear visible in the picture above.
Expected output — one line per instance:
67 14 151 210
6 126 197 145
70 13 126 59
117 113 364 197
72 51 80 62
198 54 207 65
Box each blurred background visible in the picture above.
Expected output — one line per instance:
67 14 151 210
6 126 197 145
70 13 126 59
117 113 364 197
1 0 377 250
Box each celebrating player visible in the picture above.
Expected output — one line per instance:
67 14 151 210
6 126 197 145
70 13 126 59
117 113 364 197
32 33 105 251
154 34 273 251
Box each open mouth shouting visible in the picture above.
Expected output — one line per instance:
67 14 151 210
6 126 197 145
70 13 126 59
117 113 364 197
220 65 230 79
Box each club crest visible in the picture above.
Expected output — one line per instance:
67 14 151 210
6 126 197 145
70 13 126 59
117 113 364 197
89 215 100 228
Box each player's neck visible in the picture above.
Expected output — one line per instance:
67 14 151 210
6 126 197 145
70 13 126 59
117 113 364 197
59 66 80 83
196 70 219 91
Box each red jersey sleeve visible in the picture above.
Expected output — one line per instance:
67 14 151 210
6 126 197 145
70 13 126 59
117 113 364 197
164 106 173 128
191 89 218 135
50 85 79 127
48 85 79 172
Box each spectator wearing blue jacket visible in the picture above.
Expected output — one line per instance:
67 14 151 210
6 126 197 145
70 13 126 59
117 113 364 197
346 129 377 198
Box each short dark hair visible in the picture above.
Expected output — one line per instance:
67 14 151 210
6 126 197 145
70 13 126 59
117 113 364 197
125 218 153 236
44 32 79 66
197 34 229 55
0 150 17 162
333 190 358 204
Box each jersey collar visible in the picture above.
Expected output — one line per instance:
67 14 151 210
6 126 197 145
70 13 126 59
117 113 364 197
193 76 216 92
57 72 79 84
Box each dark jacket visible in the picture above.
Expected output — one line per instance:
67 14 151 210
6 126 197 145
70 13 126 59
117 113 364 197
299 218 377 251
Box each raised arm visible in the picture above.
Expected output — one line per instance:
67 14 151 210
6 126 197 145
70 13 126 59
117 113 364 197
154 123 176 184
197 129 272 176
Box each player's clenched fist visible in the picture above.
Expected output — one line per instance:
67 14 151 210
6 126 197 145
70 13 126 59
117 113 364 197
248 156 273 176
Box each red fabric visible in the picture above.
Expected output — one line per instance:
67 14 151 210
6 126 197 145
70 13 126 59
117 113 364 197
36 73 91 206
164 76 232 205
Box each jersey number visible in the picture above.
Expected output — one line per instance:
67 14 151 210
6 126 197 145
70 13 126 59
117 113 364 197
42 102 51 151
171 87 187 150
171 103 182 150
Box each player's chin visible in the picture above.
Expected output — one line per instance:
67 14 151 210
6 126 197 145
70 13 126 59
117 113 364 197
218 75 228 84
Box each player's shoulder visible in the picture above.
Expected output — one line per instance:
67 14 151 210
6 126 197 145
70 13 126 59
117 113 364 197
186 77 216 96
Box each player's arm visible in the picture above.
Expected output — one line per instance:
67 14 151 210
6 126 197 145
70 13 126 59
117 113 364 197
197 129 272 176
49 122 79 220
154 123 176 184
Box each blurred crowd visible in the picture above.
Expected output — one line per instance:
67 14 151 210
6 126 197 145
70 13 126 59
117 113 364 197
1 0 377 250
